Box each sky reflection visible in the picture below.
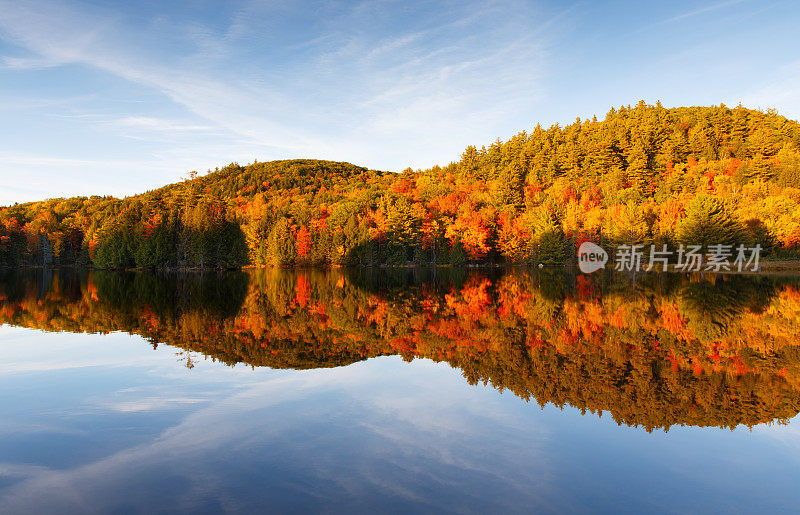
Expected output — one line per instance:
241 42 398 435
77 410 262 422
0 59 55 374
0 326 799 513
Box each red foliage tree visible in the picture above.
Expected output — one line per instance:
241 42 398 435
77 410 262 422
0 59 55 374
296 225 312 258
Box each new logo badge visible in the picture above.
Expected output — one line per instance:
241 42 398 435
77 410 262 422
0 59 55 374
578 242 608 274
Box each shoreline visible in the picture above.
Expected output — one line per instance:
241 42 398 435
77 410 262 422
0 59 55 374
4 261 800 274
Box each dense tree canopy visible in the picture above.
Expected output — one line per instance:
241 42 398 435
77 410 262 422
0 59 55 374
2 103 800 269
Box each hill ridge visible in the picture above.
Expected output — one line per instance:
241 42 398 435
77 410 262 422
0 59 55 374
1 103 799 268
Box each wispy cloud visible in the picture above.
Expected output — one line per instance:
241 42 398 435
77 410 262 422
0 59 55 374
664 0 747 24
113 116 217 133
0 0 557 184
109 396 207 412
0 55 63 70
0 151 149 168
740 60 800 121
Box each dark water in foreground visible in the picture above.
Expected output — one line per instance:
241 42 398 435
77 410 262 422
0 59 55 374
1 268 800 513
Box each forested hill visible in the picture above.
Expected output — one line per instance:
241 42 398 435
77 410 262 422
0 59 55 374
2 102 800 269
150 159 388 199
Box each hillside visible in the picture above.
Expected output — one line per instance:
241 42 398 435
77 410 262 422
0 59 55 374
1 102 800 269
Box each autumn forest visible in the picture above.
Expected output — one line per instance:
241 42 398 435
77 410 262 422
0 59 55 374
2 102 800 269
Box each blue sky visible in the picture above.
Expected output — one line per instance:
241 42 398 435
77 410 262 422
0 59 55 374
0 0 798 205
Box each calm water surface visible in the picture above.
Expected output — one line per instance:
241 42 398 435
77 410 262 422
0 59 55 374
0 268 799 513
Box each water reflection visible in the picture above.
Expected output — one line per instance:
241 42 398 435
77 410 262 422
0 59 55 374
1 268 799 432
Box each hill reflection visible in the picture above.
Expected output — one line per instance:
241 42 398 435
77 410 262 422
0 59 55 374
2 268 800 432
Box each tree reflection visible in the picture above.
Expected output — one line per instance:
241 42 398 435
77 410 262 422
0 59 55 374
2 268 800 432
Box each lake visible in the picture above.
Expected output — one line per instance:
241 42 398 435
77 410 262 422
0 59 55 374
0 268 799 513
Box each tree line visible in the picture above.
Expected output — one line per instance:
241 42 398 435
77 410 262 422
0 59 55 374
2 103 800 269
